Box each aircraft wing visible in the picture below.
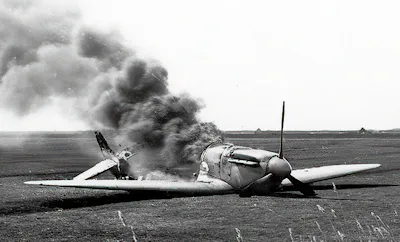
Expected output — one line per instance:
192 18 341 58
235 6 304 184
281 164 381 186
24 179 234 196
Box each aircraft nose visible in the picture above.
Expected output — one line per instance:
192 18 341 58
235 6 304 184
268 156 292 178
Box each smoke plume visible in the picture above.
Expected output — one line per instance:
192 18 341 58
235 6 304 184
0 0 223 170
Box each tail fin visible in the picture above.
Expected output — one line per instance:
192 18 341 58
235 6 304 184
95 131 115 159
94 131 135 180
72 131 137 180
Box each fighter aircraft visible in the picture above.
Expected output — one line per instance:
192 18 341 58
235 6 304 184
25 102 380 197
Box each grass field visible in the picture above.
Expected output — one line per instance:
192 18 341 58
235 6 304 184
1 132 399 241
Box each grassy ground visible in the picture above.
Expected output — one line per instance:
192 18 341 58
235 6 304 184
0 132 399 241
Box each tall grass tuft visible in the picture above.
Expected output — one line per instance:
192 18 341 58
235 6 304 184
235 228 245 242
316 204 337 234
288 228 294 242
315 220 327 241
355 219 364 233
337 230 345 242
118 210 138 242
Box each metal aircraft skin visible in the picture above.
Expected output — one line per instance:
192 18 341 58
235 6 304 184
25 102 381 197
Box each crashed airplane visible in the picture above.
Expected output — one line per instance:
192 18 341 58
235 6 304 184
25 102 380 197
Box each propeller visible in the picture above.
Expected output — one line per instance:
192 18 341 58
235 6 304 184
267 102 316 196
279 101 285 159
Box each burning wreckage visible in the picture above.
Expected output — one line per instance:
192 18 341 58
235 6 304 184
25 103 380 197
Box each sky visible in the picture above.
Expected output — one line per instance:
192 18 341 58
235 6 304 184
1 0 400 131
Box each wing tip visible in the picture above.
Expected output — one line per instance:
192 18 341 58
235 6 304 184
24 181 44 185
24 180 64 186
365 163 381 169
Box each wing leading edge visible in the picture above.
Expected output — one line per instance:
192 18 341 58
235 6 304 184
281 163 381 186
24 178 234 196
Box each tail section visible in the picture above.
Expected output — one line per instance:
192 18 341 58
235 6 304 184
73 131 120 180
94 131 136 180
74 131 137 180
95 131 115 159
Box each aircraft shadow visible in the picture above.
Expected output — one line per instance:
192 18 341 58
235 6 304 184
0 191 178 216
3 184 396 216
281 183 398 191
270 192 377 201
271 183 398 200
0 171 80 178
41 191 177 209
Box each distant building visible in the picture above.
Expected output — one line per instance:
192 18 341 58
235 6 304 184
359 127 368 134
255 128 263 134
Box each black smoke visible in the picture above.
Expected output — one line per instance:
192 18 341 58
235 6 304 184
0 0 223 169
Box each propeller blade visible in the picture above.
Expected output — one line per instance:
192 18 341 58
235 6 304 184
287 174 316 196
279 101 285 159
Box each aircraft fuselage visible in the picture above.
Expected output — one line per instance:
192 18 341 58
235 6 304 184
200 143 281 194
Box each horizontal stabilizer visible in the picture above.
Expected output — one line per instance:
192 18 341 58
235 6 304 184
281 164 381 186
24 179 234 195
73 159 117 180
